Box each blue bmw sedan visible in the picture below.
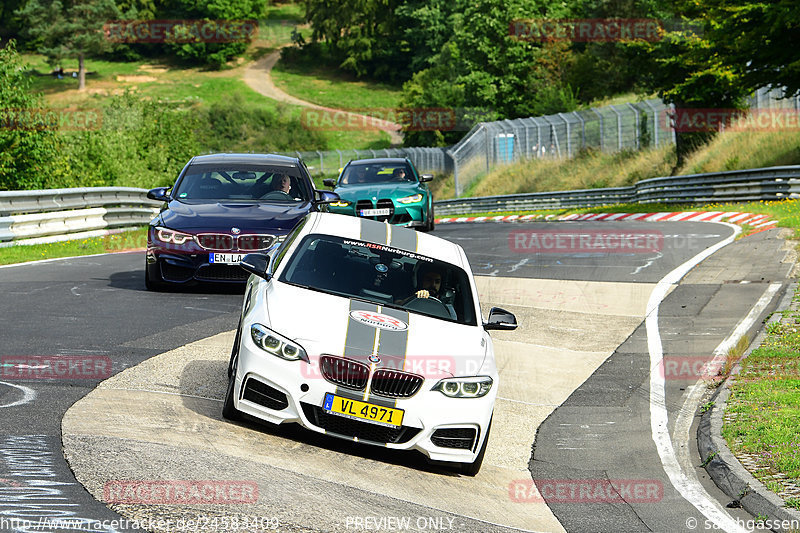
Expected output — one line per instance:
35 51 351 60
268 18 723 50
145 153 338 290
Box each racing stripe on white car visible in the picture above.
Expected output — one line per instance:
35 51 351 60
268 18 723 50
389 225 417 251
340 301 396 408
360 218 388 245
342 301 412 408
372 307 410 408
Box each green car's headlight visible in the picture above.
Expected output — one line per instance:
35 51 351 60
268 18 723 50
329 201 351 207
398 194 423 204
250 324 309 362
432 376 493 398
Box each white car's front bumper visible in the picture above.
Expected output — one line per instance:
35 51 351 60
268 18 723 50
233 335 495 464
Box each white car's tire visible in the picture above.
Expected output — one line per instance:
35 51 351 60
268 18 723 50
222 360 242 421
460 417 491 477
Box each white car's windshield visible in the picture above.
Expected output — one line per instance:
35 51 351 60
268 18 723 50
279 235 477 325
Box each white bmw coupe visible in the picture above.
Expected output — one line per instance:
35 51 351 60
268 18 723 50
223 212 517 475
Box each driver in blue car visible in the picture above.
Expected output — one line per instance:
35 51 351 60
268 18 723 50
272 174 291 193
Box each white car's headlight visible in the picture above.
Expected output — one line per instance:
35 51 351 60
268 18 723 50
432 376 493 398
397 194 423 204
250 324 309 362
155 227 194 245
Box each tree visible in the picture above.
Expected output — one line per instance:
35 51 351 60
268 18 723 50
0 0 28 40
629 15 750 166
163 0 262 69
399 0 575 146
304 0 408 81
701 0 800 98
0 41 60 190
16 0 120 90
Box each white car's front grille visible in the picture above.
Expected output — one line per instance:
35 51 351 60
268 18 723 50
319 356 424 398
320 355 369 390
370 369 424 398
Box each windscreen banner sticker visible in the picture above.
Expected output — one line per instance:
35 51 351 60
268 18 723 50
349 310 408 331
342 238 432 263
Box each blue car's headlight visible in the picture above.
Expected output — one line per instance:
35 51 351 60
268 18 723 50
432 376 493 398
250 324 309 362
398 194 423 204
155 227 194 245
329 201 351 207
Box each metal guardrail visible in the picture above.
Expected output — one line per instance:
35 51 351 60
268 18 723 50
434 166 800 216
1 165 798 245
0 188 161 246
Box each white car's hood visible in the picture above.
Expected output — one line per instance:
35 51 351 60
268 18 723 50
265 282 487 378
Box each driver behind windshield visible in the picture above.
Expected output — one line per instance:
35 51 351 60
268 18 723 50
396 265 443 305
271 173 291 193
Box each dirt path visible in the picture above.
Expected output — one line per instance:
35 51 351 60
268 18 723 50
243 50 404 146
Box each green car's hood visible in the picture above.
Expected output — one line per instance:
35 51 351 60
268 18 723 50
334 182 425 201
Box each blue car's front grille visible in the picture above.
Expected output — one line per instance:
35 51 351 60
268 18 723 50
196 233 275 251
196 264 250 281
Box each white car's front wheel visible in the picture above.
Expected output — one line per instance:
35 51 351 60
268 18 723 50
459 417 492 477
222 359 242 421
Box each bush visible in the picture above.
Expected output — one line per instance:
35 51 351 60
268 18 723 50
198 94 328 153
0 41 60 190
54 92 202 189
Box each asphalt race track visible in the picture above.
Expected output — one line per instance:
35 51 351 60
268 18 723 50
0 221 794 533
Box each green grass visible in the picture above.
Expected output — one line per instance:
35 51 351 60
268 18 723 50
271 54 403 114
719 224 800 500
21 52 390 151
0 228 148 265
460 117 800 202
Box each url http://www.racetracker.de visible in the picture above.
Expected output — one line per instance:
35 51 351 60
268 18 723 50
0 515 281 532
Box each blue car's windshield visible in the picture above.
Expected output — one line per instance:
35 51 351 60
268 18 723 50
279 234 477 326
339 163 415 185
173 165 312 202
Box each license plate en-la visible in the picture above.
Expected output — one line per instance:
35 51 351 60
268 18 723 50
323 393 403 427
209 253 246 264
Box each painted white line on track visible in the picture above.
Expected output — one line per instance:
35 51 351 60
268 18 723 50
0 381 37 408
671 281 782 531
646 221 750 533
0 250 141 269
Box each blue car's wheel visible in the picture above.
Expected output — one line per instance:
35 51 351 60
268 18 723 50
144 261 166 291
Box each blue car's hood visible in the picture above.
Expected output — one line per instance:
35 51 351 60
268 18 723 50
158 200 310 232
335 182 423 200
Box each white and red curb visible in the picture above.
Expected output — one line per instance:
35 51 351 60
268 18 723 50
435 211 778 234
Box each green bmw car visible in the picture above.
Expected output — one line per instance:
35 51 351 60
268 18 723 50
323 158 435 231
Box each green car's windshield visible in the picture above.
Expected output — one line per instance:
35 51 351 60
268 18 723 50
279 234 477 326
339 163 415 185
